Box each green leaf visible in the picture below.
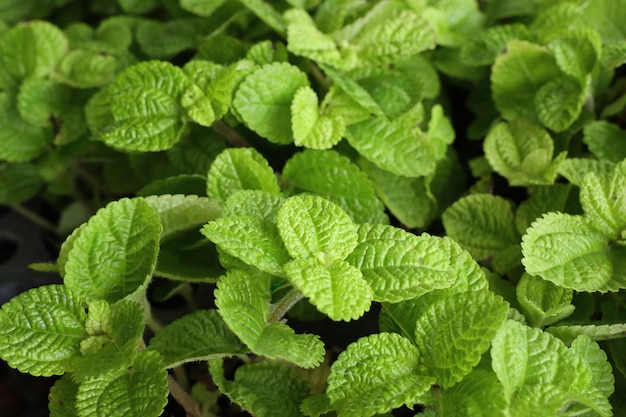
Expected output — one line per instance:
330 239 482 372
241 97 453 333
326 332 434 417
300 393 333 417
345 225 456 302
209 359 309 417
291 86 345 149
570 335 615 400
414 289 509 388
516 273 574 327
148 309 246 368
214 270 324 367
282 150 387 224
0 20 68 89
442 194 520 262
547 323 626 346
484 119 566 186
557 157 616 186
277 194 357 262
202 216 291 276
17 78 72 126
75 350 168 417
521 212 626 292
136 19 197 59
233 62 309 144
222 190 284 221
461 23 533 66
49 375 79 417
100 61 191 151
180 0 225 16
0 91 52 162
321 65 384 117
0 162 44 204
283 258 372 321
54 49 117 88
0 285 87 376
515 184 572 235
548 28 601 82
583 121 626 163
535 75 586 133
491 39 561 123
439 369 508 417
580 161 626 238
238 0 286 35
206 147 281 203
64 198 162 303
137 175 208 197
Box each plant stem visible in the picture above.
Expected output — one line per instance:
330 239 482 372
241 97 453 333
168 374 204 417
211 120 251 148
310 63 332 91
268 288 304 323
146 314 164 333
9 204 57 235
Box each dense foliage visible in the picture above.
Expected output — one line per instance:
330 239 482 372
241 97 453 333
1 0 626 416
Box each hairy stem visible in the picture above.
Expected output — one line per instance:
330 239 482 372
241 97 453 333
168 374 205 417
9 204 57 235
268 288 304 323
212 120 251 148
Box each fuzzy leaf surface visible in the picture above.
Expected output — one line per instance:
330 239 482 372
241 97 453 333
439 370 508 417
277 194 357 262
233 62 309 144
291 86 345 149
283 258 372 321
285 9 346 68
345 224 456 302
547 323 626 346
49 375 79 417
206 148 281 203
326 333 434 417
0 285 87 376
516 273 574 328
149 309 246 368
75 350 168 417
414 289 509 388
580 161 626 239
64 198 162 303
570 336 615 400
0 92 51 162
282 150 387 224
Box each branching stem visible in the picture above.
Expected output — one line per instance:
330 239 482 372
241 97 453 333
168 374 205 417
212 120 251 148
268 288 304 323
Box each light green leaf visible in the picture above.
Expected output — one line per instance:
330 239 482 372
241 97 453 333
282 150 387 224
64 198 162 303
233 62 309 144
0 20 68 89
0 285 87 376
180 84 216 127
291 86 345 149
277 194 357 262
570 335 615 399
17 78 72 127
0 163 44 205
580 161 626 239
583 120 626 163
321 65 384 117
548 28 601 81
0 92 52 162
484 119 566 186
461 23 533 66
206 148 281 203
326 333 434 417
516 273 574 328
180 0 225 16
491 39 561 122
100 61 191 151
238 0 286 35
283 258 372 321
222 190 284 221
202 216 291 275
557 158 616 186
300 393 333 417
345 225 455 302
209 359 309 417
547 323 626 346
141 194 221 241
49 375 79 417
214 270 324 367
442 194 520 262
521 212 626 292
246 40 288 65
514 184 572 235
439 369 508 417
75 350 168 417
414 289 509 388
54 49 117 88
148 309 246 368
535 75 586 133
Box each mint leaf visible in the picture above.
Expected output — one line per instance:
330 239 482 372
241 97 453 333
291 86 345 149
233 62 309 144
100 61 191 151
209 359 309 417
442 194 520 265
439 369 508 417
535 75 586 133
580 161 626 239
516 273 575 327
521 213 626 292
548 28 601 82
0 285 87 376
54 49 117 88
321 65 384 117
49 375 79 417
206 148 281 203
283 258 372 321
202 216 290 275
282 150 387 224
214 270 324 367
484 119 566 185
326 333 434 417
547 323 626 346
222 190 284 221
64 198 162 303
75 350 168 417
148 309 246 368
583 121 626 163
514 184 572 235
0 20 68 89
461 23 533 66
414 289 509 388
570 335 615 400
180 0 225 16
345 224 456 302
238 0 285 35
0 162 44 204
277 194 357 262
17 78 72 127
558 157 616 186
